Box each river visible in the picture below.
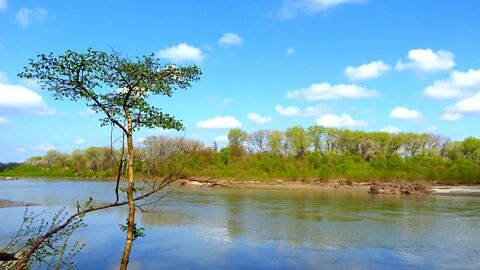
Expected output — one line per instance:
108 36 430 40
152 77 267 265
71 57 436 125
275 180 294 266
1 178 479 269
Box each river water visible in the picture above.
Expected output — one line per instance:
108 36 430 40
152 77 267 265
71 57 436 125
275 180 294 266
0 178 479 269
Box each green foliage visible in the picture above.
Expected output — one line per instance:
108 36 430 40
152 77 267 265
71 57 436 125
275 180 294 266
19 49 201 132
8 126 480 185
120 220 145 241
1 206 87 269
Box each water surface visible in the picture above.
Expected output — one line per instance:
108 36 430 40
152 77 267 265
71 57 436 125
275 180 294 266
0 178 479 269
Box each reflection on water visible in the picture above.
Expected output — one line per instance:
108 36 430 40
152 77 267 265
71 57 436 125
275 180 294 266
1 178 479 269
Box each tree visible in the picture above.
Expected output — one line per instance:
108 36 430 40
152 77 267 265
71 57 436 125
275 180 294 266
284 126 310 159
307 125 327 154
249 130 270 153
267 130 284 156
227 128 249 157
19 49 201 269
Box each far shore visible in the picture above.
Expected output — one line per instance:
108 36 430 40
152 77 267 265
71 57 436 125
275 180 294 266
0 199 39 208
2 176 480 197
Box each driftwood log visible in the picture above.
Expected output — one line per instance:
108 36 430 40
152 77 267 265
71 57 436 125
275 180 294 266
369 181 431 195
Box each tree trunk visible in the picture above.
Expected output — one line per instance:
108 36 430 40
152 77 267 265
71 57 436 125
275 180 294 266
119 113 135 270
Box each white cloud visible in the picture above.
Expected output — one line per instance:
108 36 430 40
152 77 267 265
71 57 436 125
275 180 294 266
79 108 96 116
0 72 8 83
390 107 422 121
315 113 368 128
136 137 146 144
16 147 27 152
423 69 480 99
440 112 461 122
344 60 390 81
196 116 242 129
303 104 330 116
276 104 329 117
286 82 377 101
74 139 85 145
380 125 400 134
16 8 48 27
247 113 272 125
286 47 295 56
22 78 41 90
427 126 438 133
278 0 365 19
449 92 480 114
396 49 455 72
0 0 7 10
213 135 229 143
218 33 243 47
156 43 204 64
0 116 9 126
32 144 55 151
0 84 55 115
275 105 301 117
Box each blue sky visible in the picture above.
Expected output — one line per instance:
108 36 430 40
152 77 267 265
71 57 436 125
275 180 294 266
1 0 480 162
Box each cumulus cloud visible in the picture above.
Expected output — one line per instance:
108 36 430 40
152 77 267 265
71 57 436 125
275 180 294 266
390 107 422 121
380 125 400 134
345 60 390 81
276 104 330 117
286 47 295 56
286 82 377 101
278 0 365 19
0 116 9 126
32 144 55 151
0 84 55 115
396 49 455 72
74 139 85 145
449 92 480 115
157 43 204 64
315 113 368 128
21 78 42 90
16 147 27 152
423 69 480 99
275 105 301 117
247 113 272 125
213 135 229 143
16 8 48 27
218 33 243 47
196 116 242 129
0 0 7 10
440 112 461 122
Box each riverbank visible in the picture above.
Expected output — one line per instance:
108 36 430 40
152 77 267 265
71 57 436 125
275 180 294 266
2 175 480 196
178 178 480 195
0 199 38 208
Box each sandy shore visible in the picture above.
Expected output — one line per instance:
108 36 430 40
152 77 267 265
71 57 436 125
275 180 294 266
181 179 480 196
431 186 480 195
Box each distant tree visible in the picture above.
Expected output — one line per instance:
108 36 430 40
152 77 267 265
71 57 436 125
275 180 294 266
228 129 249 157
307 125 327 154
267 130 284 156
249 130 270 153
462 137 480 160
19 49 201 269
285 126 310 158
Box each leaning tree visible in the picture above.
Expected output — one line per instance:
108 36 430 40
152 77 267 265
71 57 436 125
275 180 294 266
18 49 201 269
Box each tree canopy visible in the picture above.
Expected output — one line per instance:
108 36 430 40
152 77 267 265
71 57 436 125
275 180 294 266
19 49 201 133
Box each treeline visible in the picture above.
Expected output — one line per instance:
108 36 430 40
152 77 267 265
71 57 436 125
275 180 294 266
2 126 480 184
